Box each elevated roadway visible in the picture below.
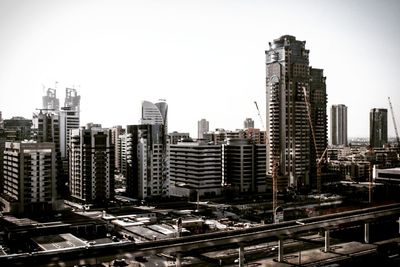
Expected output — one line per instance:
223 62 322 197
1 203 400 266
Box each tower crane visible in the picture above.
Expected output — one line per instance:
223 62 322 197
302 86 326 194
254 101 279 218
254 101 265 131
388 97 400 147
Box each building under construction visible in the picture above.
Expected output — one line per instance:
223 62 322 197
265 35 327 192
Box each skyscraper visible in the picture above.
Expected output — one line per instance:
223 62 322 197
197 119 209 139
244 118 255 129
370 108 388 148
265 35 327 191
69 126 115 204
331 104 348 146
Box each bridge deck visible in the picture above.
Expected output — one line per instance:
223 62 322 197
246 238 400 267
1 203 399 265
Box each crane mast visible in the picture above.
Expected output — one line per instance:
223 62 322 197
254 101 265 130
302 86 326 194
254 101 278 219
388 97 400 147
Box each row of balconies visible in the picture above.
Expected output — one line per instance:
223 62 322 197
169 158 222 167
170 167 221 173
170 163 221 169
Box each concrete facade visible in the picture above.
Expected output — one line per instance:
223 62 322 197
222 138 267 193
126 124 167 199
69 126 115 204
197 119 209 139
331 104 348 146
265 35 327 191
169 131 190 144
1 141 60 214
370 108 388 148
169 141 222 197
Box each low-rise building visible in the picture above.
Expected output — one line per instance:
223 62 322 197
0 141 62 214
169 140 222 197
222 138 266 193
374 167 400 185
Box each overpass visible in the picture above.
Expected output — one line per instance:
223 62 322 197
1 203 400 266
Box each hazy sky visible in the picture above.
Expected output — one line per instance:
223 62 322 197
1 0 399 138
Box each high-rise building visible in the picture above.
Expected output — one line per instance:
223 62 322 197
265 35 327 191
69 126 115 204
197 119 209 139
155 99 168 136
33 111 60 145
42 88 60 111
0 113 4 194
126 124 166 199
59 88 80 158
32 111 67 198
244 118 255 129
0 141 61 214
59 107 80 158
118 133 128 177
331 104 348 146
1 117 33 193
222 139 266 193
37 88 80 198
169 140 222 197
141 100 165 125
129 100 169 199
64 88 81 112
370 108 388 148
111 126 125 174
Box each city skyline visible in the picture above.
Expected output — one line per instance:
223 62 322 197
1 0 400 138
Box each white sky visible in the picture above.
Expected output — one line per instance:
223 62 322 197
0 0 399 138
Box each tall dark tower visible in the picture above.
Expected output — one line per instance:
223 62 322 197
265 35 327 191
370 108 388 148
331 104 348 146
